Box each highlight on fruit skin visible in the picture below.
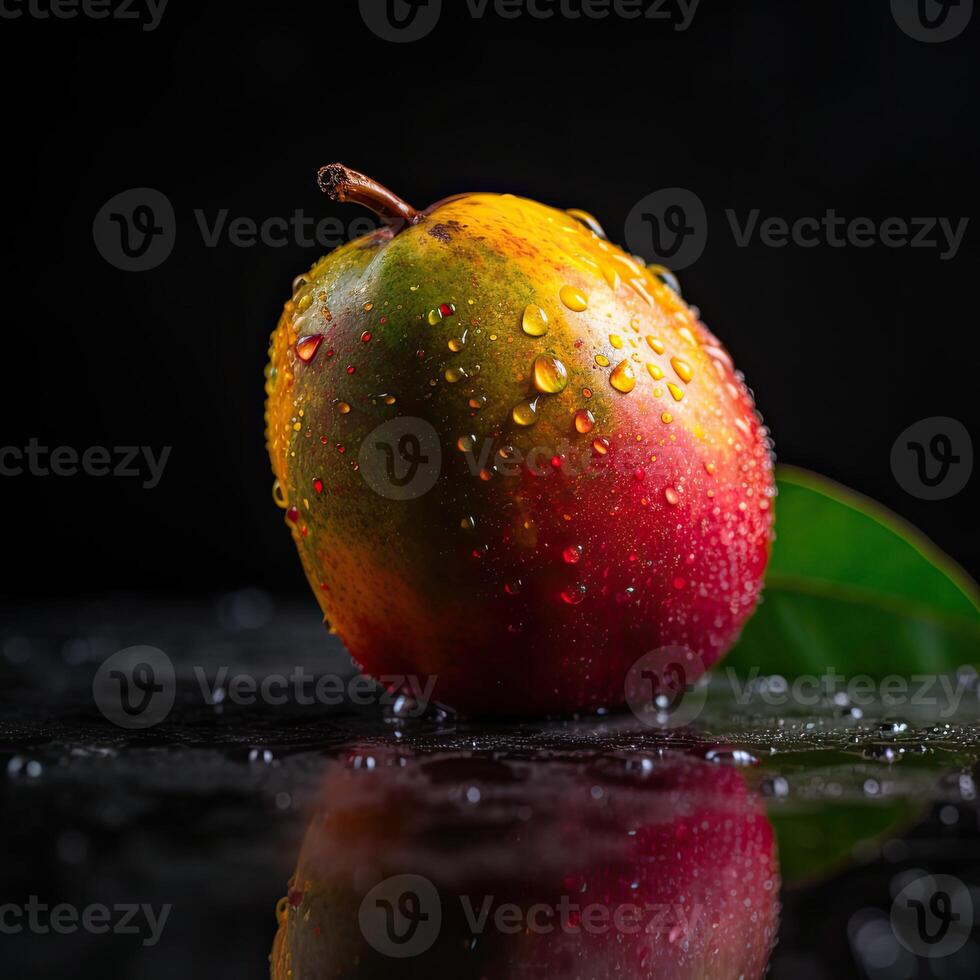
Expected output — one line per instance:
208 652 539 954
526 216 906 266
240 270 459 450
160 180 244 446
265 164 775 717
271 747 781 979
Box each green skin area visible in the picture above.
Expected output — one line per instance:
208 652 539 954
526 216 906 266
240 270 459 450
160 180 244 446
275 216 631 616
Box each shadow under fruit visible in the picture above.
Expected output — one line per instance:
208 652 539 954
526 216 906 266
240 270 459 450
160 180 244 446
265 165 775 716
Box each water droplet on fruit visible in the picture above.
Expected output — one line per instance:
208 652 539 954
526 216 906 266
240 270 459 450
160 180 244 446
360 331 372 343
574 409 595 434
335 401 351 414
560 285 588 312
661 412 673 424
427 309 443 326
460 516 476 530
593 437 610 455
295 335 323 363
704 461 716 475
504 579 523 596
610 360 636 393
440 303 456 318
646 362 664 380
595 354 610 367
512 398 540 426
272 479 288 509
646 336 665 354
667 382 684 402
566 208 607 239
664 487 679 505
468 395 487 410
563 546 582 564
286 505 300 523
561 584 587 605
648 264 681 294
533 353 568 394
457 434 477 453
609 334 623 349
671 357 694 383
448 335 466 352
522 304 549 337
313 478 324 494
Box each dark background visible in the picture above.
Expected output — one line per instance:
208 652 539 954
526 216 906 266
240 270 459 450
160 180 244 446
0 0 976 598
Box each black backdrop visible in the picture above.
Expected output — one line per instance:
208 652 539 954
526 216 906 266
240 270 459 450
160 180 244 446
1 0 976 598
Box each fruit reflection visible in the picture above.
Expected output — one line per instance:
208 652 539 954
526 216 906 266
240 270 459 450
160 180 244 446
271 747 780 978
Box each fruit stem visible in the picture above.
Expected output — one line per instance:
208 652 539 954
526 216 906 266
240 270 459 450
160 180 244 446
317 163 421 227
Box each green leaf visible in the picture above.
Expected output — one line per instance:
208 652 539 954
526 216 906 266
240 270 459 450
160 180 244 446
728 466 980 678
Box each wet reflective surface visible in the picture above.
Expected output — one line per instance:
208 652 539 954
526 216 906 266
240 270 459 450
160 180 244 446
2 597 979 978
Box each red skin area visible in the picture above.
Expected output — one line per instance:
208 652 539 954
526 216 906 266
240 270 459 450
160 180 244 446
267 193 775 716
272 748 781 979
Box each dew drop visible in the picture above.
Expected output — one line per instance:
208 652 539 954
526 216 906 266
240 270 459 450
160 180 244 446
533 353 569 394
646 336 665 354
671 357 694 382
646 362 664 381
512 398 540 426
595 354 610 367
522 304 549 337
593 437 610 455
574 409 595 434
560 285 589 312
335 401 351 414
610 360 636 393
664 487 679 505
295 335 323 363
609 334 623 349
667 382 685 402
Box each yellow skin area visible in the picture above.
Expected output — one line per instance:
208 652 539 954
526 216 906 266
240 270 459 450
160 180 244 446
265 193 771 711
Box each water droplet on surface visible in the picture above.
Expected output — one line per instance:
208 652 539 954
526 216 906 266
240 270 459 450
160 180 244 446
671 357 694 382
609 334 623 349
360 330 372 343
457 434 477 453
313 478 324 494
335 401 351 414
448 335 466 352
610 360 636 393
563 546 583 564
661 412 673 424
648 264 681 293
533 353 569 394
667 382 685 402
566 208 607 239
295 335 323 363
512 398 540 426
664 487 680 505
646 336 665 354
593 437 610 455
574 409 595 434
427 308 443 326
646 362 664 380
439 303 456 318
595 354 610 367
560 285 589 312
561 584 587 605
522 304 549 337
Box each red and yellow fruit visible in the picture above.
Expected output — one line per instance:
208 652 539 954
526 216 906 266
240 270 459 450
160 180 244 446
271 748 780 979
265 165 775 716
